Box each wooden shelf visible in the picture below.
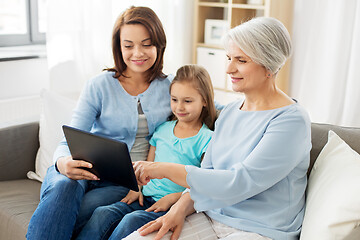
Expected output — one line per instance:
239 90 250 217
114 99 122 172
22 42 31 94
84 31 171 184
196 43 224 49
198 2 228 8
231 3 265 10
193 0 294 93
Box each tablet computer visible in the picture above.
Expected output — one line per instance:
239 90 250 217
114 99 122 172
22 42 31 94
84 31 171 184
62 125 139 191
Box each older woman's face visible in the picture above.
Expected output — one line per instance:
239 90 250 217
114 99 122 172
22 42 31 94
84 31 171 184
225 39 269 93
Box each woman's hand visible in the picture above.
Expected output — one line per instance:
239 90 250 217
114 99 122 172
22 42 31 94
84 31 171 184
146 192 182 213
133 161 163 186
138 192 195 240
121 187 144 206
56 156 99 180
133 161 189 188
138 206 187 240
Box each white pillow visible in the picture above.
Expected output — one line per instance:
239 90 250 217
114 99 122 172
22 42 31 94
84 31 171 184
27 89 77 182
300 130 360 239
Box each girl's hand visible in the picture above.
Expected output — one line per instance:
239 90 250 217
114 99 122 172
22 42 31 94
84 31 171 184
56 156 99 180
146 192 182 213
138 206 186 240
121 187 144 206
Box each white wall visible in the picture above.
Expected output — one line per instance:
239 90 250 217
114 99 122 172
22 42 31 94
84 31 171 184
0 57 49 100
0 57 49 127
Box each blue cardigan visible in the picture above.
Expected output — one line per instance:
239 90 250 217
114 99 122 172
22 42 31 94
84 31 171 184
53 71 172 163
186 99 312 240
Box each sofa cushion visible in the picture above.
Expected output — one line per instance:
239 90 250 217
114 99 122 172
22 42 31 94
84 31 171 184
301 130 360 239
309 123 360 175
0 122 39 181
0 179 41 240
30 89 77 181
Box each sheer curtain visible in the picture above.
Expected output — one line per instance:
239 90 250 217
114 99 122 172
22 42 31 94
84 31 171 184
46 0 194 96
290 0 360 127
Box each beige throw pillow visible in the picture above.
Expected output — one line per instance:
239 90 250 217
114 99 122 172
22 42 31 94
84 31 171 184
27 89 77 182
300 130 360 239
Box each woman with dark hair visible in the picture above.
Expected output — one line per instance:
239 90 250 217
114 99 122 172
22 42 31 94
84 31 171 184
27 6 173 240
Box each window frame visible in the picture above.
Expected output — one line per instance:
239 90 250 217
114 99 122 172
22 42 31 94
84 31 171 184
0 0 46 47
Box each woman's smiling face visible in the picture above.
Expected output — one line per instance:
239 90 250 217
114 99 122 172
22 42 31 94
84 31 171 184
120 24 157 75
226 39 269 94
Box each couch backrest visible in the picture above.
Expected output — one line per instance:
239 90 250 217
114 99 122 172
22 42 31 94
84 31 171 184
0 122 39 181
309 123 360 176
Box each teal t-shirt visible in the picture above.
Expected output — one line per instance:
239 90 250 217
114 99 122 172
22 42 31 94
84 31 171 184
142 120 213 201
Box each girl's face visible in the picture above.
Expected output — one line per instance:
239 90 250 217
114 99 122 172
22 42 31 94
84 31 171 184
170 82 206 125
120 24 157 75
226 39 269 93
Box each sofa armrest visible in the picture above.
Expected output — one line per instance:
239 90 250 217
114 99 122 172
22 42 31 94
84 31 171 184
0 122 39 181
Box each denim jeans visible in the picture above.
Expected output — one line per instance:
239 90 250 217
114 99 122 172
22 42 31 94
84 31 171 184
26 165 130 240
76 196 167 240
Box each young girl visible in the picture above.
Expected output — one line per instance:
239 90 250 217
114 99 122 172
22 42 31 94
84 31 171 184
27 6 173 240
75 65 217 240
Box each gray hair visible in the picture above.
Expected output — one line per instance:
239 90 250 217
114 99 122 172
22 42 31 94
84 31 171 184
223 17 292 74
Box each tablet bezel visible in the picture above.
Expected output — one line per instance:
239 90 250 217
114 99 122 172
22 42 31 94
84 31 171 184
62 125 139 191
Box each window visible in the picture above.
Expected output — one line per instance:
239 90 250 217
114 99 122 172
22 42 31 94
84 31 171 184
0 0 47 46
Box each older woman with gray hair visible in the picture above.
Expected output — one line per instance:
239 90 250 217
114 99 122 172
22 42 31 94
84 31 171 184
128 17 311 240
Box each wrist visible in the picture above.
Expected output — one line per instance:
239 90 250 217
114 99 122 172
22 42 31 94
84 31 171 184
175 192 195 216
171 192 182 203
56 156 68 175
155 162 188 188
154 162 167 179
171 200 190 218
56 157 64 174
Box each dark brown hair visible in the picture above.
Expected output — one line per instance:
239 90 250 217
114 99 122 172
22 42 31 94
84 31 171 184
170 65 216 130
105 6 167 82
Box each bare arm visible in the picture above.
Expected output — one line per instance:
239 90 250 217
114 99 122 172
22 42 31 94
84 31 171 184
146 192 182 213
146 145 156 162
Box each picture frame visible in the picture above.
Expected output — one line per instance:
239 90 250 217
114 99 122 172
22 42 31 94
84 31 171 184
246 0 264 5
204 19 229 45
247 0 263 5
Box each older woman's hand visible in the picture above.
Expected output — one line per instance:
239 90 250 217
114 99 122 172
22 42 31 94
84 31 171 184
134 161 189 188
138 206 187 240
136 192 195 240
133 161 162 186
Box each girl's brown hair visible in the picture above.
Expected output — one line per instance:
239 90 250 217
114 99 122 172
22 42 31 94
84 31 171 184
105 6 167 82
170 65 216 130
